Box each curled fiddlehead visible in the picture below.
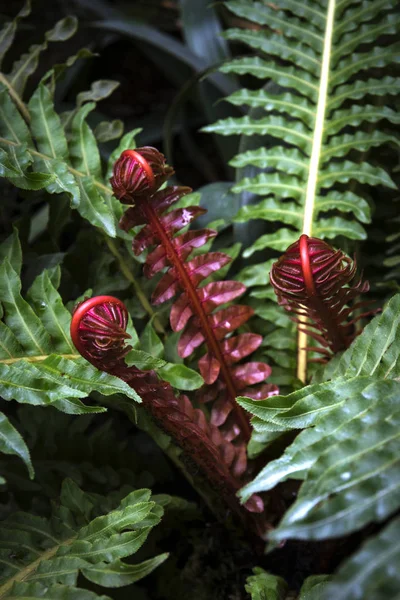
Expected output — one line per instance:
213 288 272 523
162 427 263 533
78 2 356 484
110 147 278 478
270 234 371 355
70 296 266 534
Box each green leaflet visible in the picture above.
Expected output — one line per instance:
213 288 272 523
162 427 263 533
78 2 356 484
245 567 288 600
298 575 331 600
204 0 398 252
322 292 400 381
0 480 167 598
125 349 203 391
0 411 33 479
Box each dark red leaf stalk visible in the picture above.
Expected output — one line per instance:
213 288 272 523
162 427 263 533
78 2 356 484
270 234 371 355
110 147 278 477
70 295 267 537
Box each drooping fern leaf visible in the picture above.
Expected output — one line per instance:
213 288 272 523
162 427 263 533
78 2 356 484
237 293 400 550
0 479 167 599
204 0 400 380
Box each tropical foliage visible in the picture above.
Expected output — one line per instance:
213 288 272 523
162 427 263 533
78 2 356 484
0 0 399 598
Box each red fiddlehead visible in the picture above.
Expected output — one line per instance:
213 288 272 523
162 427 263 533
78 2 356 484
110 147 278 477
70 295 267 537
270 234 371 355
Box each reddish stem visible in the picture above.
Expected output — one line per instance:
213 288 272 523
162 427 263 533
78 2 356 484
141 200 252 442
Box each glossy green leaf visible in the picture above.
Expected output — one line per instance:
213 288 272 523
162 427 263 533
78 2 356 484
157 363 204 391
0 227 22 274
318 517 400 600
125 349 203 391
324 292 400 381
0 410 33 478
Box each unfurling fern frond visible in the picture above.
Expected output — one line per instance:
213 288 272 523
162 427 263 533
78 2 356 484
110 147 278 478
0 479 167 599
70 295 267 533
204 0 399 379
270 234 370 355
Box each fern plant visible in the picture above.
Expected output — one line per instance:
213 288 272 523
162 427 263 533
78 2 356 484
204 0 400 381
238 293 400 598
1 1 400 598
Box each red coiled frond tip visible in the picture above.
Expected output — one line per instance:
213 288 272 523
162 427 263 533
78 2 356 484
70 295 131 368
110 147 174 203
270 234 371 354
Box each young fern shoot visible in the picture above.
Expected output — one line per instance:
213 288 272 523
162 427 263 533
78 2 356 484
111 147 278 476
205 0 399 382
270 235 370 357
70 295 267 537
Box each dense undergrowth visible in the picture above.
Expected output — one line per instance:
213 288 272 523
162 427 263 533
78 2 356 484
0 1 399 598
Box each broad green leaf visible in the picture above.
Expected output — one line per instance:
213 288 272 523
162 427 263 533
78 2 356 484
240 378 399 498
157 363 204 391
70 103 102 178
298 575 331 600
318 517 400 600
0 88 33 146
75 176 116 238
0 258 52 355
139 321 164 358
29 83 69 159
27 268 75 354
125 349 203 391
8 583 112 600
325 293 400 381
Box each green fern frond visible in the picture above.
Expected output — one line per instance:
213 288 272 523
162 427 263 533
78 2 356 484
237 294 400 547
206 0 399 243
0 12 142 238
0 479 167 598
204 0 399 379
